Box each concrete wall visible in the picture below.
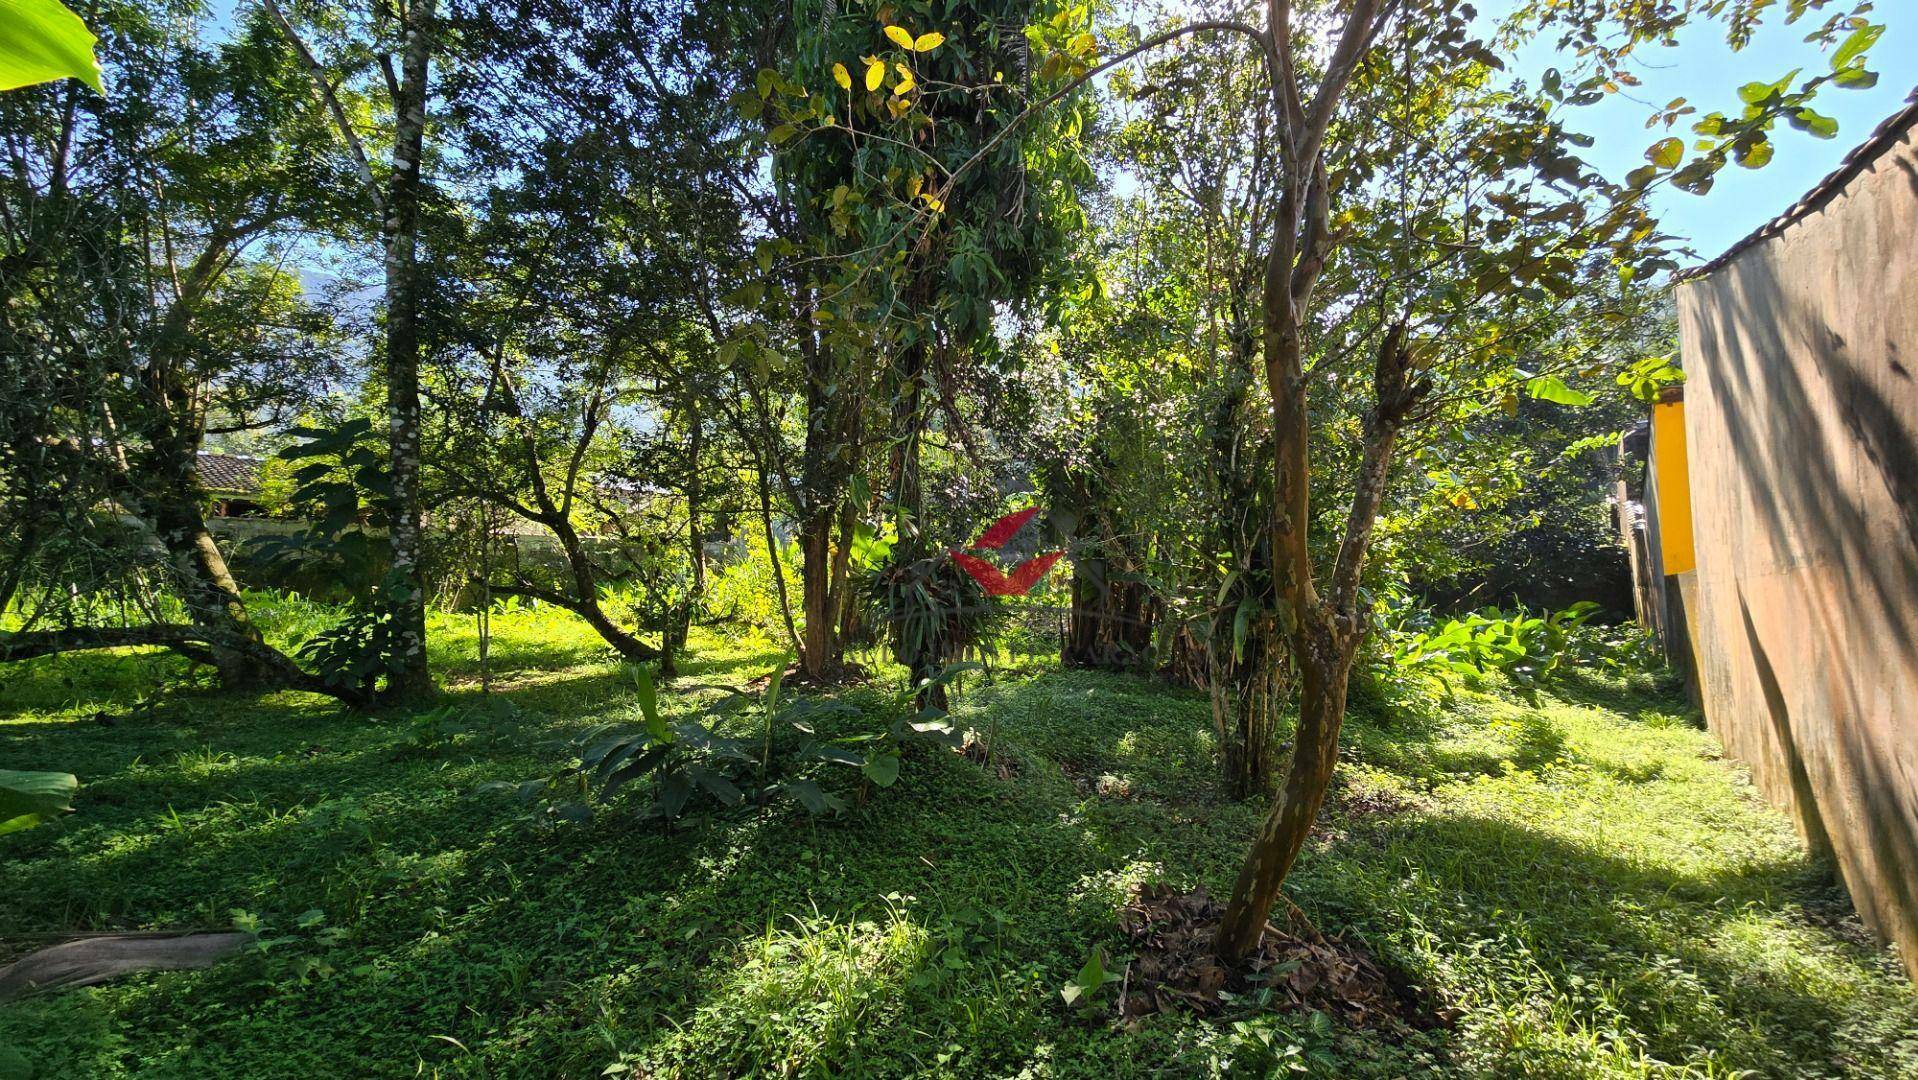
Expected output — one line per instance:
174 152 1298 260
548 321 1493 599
1673 118 1918 981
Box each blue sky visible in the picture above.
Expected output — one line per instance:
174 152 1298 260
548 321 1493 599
1494 7 1915 263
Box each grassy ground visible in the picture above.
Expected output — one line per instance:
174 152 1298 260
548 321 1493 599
1 599 1913 1078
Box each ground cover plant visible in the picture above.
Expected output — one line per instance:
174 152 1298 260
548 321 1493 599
3 600 1913 1077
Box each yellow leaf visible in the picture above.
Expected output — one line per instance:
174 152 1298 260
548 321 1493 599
883 25 915 50
832 62 852 90
892 63 915 94
921 194 944 213
886 97 910 118
1448 489 1478 510
864 58 885 91
913 31 945 52
906 174 923 199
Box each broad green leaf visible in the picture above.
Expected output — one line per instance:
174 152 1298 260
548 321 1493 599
1670 159 1717 194
630 664 670 742
1831 23 1883 70
1831 66 1878 90
862 752 901 787
0 769 78 835
1060 946 1116 1005
1645 137 1683 169
1735 138 1774 169
0 0 102 94
1526 375 1594 406
763 658 787 713
782 779 845 815
686 764 742 805
1788 107 1838 140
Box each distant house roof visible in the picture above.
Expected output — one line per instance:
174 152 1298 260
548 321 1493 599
196 453 264 496
1675 88 1918 283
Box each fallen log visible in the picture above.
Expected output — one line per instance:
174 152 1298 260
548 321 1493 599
0 932 255 1001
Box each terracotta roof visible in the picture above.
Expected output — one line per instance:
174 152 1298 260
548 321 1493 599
196 453 263 495
1674 87 1918 283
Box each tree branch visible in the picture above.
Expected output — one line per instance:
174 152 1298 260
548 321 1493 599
261 0 386 215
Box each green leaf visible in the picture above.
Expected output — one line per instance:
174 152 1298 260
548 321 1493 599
0 769 79 835
1525 375 1594 406
1831 23 1883 71
1735 139 1774 169
1831 66 1878 90
686 764 742 805
629 664 670 742
1788 107 1838 140
1670 159 1718 194
1060 946 1118 1005
862 752 901 788
763 658 787 714
0 0 102 94
1645 137 1683 169
782 779 846 815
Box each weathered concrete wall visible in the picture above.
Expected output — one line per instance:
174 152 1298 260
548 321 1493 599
1673 117 1918 981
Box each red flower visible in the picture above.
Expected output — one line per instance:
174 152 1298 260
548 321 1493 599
949 506 1061 596
971 506 1040 551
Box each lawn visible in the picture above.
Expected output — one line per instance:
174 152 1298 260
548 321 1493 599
1 600 1913 1078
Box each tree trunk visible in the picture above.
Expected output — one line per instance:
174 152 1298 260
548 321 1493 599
551 513 659 661
666 400 706 678
379 0 437 701
1204 327 1284 795
1064 554 1152 671
884 303 941 708
146 494 271 689
139 355 273 690
1214 619 1355 958
833 506 862 647
797 507 840 679
1213 321 1420 962
1211 606 1284 798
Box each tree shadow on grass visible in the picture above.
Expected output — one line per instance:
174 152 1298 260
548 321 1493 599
7 662 1912 1078
1304 809 1918 1075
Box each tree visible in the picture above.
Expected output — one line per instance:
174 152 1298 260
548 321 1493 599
421 0 752 669
745 0 1095 692
935 0 1888 962
1189 0 1893 962
264 0 440 700
0 2 363 702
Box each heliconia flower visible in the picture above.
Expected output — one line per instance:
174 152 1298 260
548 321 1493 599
950 550 1015 595
950 548 1062 596
972 506 1040 550
1006 551 1063 595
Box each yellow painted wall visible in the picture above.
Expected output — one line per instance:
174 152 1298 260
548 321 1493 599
1652 399 1694 575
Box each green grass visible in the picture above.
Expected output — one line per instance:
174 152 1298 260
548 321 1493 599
1 599 1913 1078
